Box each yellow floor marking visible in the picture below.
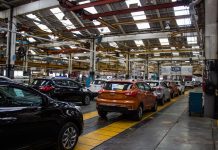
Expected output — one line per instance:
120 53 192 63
74 93 188 150
83 111 98 120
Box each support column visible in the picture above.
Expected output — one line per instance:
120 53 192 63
68 53 72 77
6 8 16 78
204 0 218 118
90 39 96 80
125 53 130 79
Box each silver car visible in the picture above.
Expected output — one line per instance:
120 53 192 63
175 81 185 95
146 81 171 105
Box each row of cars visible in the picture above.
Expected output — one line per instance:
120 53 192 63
92 79 186 121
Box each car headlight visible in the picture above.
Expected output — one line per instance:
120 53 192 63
75 105 82 112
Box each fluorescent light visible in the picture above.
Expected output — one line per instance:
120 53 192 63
172 52 179 56
26 14 52 33
28 37 36 42
74 56 79 59
55 47 61 50
154 53 160 56
187 36 197 44
176 18 191 26
29 50 36 55
48 35 58 40
171 47 176 50
50 7 81 34
134 40 144 46
84 52 87 53
174 6 190 16
192 46 200 49
109 42 118 48
136 23 150 29
185 61 190 63
72 31 81 35
159 38 169 45
93 20 101 25
153 48 158 50
70 46 77 49
193 51 200 55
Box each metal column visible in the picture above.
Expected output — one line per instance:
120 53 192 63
90 39 96 80
6 8 16 78
68 53 72 77
204 0 218 118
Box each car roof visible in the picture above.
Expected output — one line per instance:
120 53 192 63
106 80 141 83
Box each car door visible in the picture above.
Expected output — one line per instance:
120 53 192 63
68 80 83 101
53 79 71 101
143 83 155 106
160 82 170 99
135 82 148 108
0 84 56 149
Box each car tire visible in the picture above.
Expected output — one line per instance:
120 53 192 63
151 101 158 112
133 105 143 121
57 122 79 150
98 110 107 118
82 95 90 105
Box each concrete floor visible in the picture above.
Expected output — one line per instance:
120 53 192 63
91 89 216 150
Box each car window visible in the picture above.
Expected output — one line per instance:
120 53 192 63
54 80 69 86
32 79 51 86
160 82 167 88
0 86 42 107
144 83 151 91
147 82 159 87
68 80 79 88
104 82 133 91
136 82 145 90
93 80 105 85
0 93 7 106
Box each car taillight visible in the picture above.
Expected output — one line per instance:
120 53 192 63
39 85 54 92
125 91 138 96
98 89 104 94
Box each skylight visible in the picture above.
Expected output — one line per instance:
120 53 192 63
26 14 52 33
79 1 97 14
172 52 179 56
134 40 144 47
28 37 36 43
98 27 110 34
74 56 79 59
193 51 200 55
131 11 146 20
159 38 169 45
187 36 197 44
109 42 118 48
126 0 141 8
174 6 190 16
50 7 81 34
72 31 82 35
176 18 191 26
171 47 176 50
136 23 150 29
93 20 101 25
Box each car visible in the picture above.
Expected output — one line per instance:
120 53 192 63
0 81 83 150
146 80 171 105
185 81 194 88
89 79 106 97
175 81 185 95
96 80 157 121
31 77 92 105
0 76 14 82
164 81 180 98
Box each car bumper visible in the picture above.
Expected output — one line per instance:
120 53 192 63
97 105 137 114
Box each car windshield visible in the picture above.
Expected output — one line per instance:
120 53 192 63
93 80 105 85
103 82 133 91
32 79 50 86
147 82 159 87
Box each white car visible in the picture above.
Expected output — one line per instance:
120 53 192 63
146 81 171 105
185 81 194 88
89 79 106 97
175 81 185 95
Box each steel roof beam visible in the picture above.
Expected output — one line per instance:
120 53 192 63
101 32 171 42
82 1 188 20
0 0 59 18
66 0 124 11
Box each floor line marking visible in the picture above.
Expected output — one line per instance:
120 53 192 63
83 111 98 120
74 94 186 150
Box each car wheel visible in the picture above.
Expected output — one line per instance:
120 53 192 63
133 105 143 121
151 101 158 112
82 95 90 105
98 110 107 118
57 122 79 150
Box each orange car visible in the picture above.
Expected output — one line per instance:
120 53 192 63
96 80 157 120
164 81 180 98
